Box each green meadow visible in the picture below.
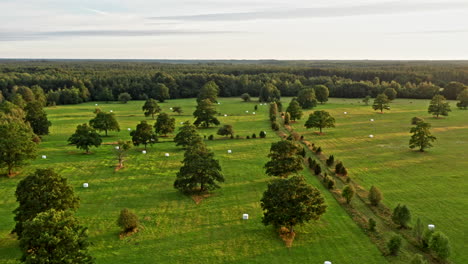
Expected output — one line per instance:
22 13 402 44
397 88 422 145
0 97 466 263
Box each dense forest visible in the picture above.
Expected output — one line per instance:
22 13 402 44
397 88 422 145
0 60 467 105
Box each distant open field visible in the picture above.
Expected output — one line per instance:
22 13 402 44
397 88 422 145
288 97 468 263
0 98 386 264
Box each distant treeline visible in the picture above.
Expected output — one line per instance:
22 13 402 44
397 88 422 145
0 60 467 105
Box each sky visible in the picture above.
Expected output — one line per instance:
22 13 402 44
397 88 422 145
0 0 467 60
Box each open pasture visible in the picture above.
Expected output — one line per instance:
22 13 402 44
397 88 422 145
289 98 468 263
0 98 386 263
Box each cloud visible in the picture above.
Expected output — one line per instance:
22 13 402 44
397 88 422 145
0 29 238 41
390 29 468 35
83 8 109 16
148 1 468 21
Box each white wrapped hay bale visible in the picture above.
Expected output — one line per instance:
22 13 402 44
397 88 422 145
142 150 147 154
83 183 89 188
41 155 47 159
165 153 170 157
428 224 435 230
369 135 374 138
242 214 249 220
227 150 232 154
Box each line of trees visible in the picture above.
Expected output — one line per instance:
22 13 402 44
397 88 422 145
1 61 466 106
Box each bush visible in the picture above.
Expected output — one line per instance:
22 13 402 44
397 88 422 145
342 184 355 204
236 135 240 139
369 185 383 206
117 208 139 232
259 131 266 138
270 115 277 122
208 135 214 140
411 116 424 125
314 165 321 175
335 161 343 173
326 155 334 166
410 254 427 264
118 92 132 103
271 122 279 131
387 235 402 256
422 229 434 249
429 232 451 260
284 112 290 125
339 166 348 176
323 176 335 189
315 146 322 154
307 157 313 168
392 204 411 228
368 218 376 232
299 147 306 157
252 133 257 138
300 135 304 140
241 93 251 102
246 135 250 139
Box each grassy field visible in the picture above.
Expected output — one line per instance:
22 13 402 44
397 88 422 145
287 97 468 263
0 98 387 264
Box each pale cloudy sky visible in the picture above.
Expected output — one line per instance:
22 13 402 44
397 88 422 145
0 0 467 59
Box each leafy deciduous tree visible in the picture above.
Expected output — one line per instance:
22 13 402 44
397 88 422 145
25 101 52 135
369 185 383 206
193 99 220 128
197 80 219 103
456 88 468 109
172 106 183 115
286 99 303 121
241 93 251 102
13 168 79 237
142 98 161 119
154 112 175 136
304 110 336 133
174 140 224 194
118 92 132 103
0 122 37 176
372 93 390 113
264 140 303 178
19 209 93 264
409 121 436 152
117 208 139 233
68 123 102 153
174 121 202 148
130 121 158 150
260 176 327 233
217 124 234 137
89 111 120 136
428 95 451 118
342 184 355 204
392 204 411 228
296 88 318 109
153 83 170 102
314 85 329 104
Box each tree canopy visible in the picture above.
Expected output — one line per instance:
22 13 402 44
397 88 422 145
314 85 329 104
142 98 161 119
174 140 224 194
286 99 303 121
174 121 202 148
409 121 436 152
68 123 102 153
296 88 318 109
457 88 468 109
154 112 175 136
261 176 327 233
197 80 219 103
372 93 390 113
19 209 93 264
24 101 51 135
0 121 37 176
89 111 120 136
193 99 220 128
13 168 80 237
264 140 303 178
304 110 336 133
428 95 451 118
130 121 158 150
217 124 234 137
259 83 280 102
153 83 170 102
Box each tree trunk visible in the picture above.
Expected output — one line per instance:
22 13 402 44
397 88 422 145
105 129 108 136
8 165 12 177
320 127 322 133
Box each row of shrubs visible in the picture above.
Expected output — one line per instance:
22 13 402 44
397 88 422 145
204 131 267 140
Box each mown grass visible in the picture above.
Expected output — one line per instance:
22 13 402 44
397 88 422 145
0 98 385 264
288 97 468 263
